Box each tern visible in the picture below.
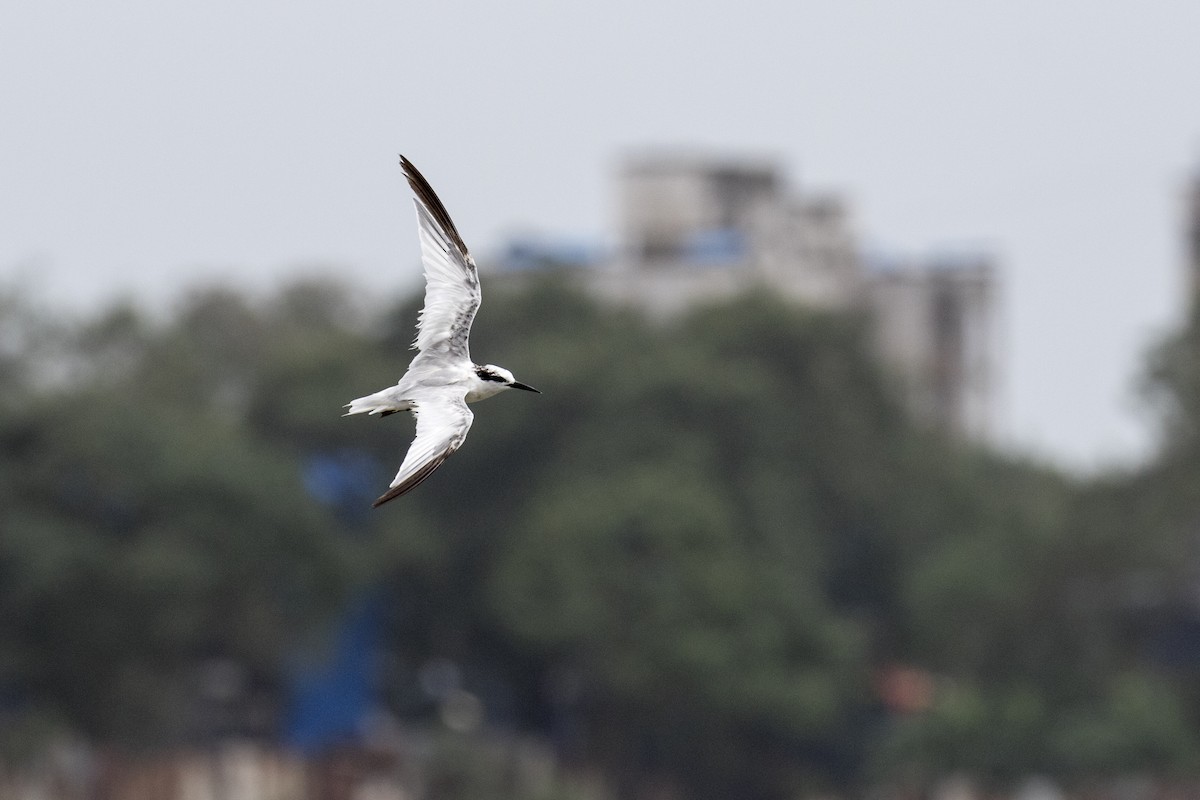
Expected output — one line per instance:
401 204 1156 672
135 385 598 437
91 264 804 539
346 156 540 507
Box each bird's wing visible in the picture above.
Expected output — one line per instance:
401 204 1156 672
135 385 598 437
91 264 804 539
373 389 474 507
402 155 481 361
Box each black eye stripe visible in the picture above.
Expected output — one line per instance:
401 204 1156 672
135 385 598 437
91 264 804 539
475 367 506 383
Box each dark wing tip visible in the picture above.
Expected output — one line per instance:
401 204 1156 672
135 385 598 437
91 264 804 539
399 155 471 257
371 448 456 508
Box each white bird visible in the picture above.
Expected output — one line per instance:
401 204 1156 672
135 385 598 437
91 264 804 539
346 156 540 507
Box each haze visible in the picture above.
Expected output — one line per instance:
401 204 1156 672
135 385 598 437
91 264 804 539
3 0 1199 469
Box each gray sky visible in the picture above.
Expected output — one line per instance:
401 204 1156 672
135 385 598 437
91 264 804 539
3 1 1199 470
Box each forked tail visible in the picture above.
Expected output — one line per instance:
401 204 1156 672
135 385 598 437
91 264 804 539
344 390 406 417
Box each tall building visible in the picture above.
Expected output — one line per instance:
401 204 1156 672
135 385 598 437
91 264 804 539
1187 170 1200 303
489 152 999 440
591 154 861 315
867 256 996 439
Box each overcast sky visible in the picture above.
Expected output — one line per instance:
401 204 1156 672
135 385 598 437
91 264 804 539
3 1 1199 470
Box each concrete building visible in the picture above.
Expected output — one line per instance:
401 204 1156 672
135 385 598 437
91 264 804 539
594 154 862 315
488 152 999 439
1187 170 1200 302
867 255 996 439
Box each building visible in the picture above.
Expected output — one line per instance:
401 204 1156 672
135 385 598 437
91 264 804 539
1187 170 1200 303
489 151 999 439
595 153 862 315
866 255 996 439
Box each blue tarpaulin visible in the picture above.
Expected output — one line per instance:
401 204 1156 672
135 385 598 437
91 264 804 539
284 452 386 753
283 591 383 753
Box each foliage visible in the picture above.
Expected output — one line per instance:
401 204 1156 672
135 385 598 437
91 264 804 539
4 275 1200 794
0 285 368 746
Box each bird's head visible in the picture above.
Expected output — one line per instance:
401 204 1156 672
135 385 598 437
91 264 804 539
476 364 540 393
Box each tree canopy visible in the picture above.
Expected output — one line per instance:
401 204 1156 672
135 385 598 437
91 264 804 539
3 276 1200 795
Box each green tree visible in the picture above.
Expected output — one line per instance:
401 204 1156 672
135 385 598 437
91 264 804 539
0 284 365 746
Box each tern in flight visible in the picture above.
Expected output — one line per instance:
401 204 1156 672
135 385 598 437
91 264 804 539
346 156 540 507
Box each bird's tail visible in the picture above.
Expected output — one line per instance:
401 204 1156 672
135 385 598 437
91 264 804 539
344 389 405 417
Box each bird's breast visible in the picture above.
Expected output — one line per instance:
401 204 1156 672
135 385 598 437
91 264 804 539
464 380 508 404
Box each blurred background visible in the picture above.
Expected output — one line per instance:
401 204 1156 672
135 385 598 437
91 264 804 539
4 2 1200 798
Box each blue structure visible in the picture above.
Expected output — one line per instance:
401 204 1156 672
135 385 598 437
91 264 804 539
283 451 386 753
283 591 384 753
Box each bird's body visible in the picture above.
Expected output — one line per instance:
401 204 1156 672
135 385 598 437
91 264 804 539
346 156 538 507
345 358 515 415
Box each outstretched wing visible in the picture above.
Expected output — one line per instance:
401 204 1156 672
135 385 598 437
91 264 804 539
402 155 481 361
373 389 474 507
